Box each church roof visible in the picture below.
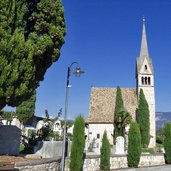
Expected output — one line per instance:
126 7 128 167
86 87 138 124
136 18 154 74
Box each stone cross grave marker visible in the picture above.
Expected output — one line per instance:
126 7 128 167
115 136 125 154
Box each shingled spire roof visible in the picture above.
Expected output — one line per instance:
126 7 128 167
140 17 149 58
136 17 154 74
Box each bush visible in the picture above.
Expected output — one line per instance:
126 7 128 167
69 115 85 171
100 130 110 171
127 122 141 167
156 136 164 145
164 123 171 164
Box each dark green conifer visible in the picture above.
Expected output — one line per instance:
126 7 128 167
0 0 66 109
16 90 36 124
114 86 124 141
164 123 171 164
100 130 110 171
70 115 85 171
127 122 141 167
137 89 150 147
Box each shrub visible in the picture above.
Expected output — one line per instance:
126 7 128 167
164 123 171 164
69 115 85 171
100 130 110 171
127 122 141 167
156 136 164 145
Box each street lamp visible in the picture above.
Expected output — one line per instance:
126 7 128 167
61 62 84 171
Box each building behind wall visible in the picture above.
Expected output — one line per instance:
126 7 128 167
86 18 156 149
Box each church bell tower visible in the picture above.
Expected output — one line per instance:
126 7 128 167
136 18 156 148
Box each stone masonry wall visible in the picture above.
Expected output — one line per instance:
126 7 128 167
14 154 165 171
66 154 165 171
15 158 61 171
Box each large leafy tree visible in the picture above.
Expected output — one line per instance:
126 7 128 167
70 115 85 171
16 90 36 124
0 0 66 109
137 89 150 147
114 86 124 142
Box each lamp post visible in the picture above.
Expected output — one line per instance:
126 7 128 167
61 62 84 171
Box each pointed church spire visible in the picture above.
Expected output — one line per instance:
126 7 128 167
139 17 149 58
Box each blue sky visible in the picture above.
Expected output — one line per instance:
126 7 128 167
8 0 171 119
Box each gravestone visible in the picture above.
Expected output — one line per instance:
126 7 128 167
115 136 125 154
0 125 21 155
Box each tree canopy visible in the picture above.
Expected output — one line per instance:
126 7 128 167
16 90 36 124
0 0 66 109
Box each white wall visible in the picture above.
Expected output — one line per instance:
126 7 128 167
88 123 114 145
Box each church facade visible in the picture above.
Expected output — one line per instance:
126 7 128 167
86 19 156 148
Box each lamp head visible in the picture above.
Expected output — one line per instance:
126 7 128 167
73 66 85 77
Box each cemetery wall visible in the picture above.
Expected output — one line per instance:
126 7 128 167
65 154 165 171
14 154 165 171
15 158 61 171
34 141 72 158
34 141 63 158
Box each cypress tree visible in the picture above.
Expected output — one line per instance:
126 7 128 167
114 86 124 141
70 115 85 171
0 0 66 109
137 89 150 147
16 90 36 124
127 122 141 168
164 123 171 164
100 130 110 171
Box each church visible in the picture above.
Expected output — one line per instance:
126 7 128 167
86 18 156 148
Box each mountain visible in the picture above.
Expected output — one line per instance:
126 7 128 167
156 112 171 128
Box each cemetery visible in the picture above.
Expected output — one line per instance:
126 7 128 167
0 114 166 170
0 1 171 171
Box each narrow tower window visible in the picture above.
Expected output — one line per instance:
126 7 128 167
142 77 144 85
145 77 147 85
148 77 151 85
145 65 147 70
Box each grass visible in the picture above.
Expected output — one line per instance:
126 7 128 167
142 148 155 154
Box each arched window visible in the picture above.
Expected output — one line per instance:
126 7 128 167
145 77 147 85
145 65 147 70
148 77 151 85
142 77 144 85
